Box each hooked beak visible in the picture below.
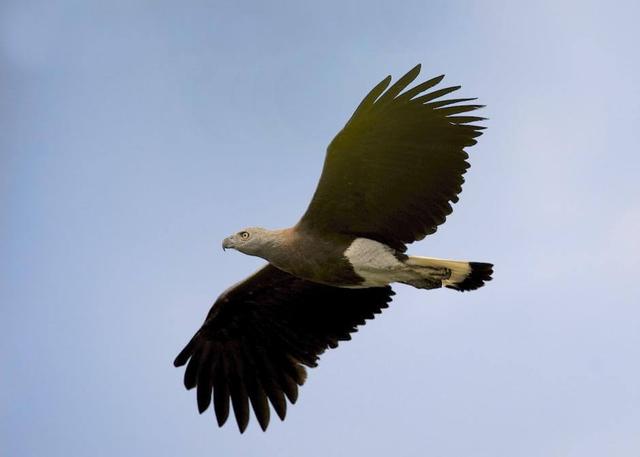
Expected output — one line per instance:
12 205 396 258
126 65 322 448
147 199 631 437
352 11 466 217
222 237 234 251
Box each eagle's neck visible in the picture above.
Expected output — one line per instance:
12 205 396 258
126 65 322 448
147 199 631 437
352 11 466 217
253 227 358 286
255 227 319 274
253 228 292 260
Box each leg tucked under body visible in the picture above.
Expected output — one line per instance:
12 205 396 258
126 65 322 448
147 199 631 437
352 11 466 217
344 238 493 291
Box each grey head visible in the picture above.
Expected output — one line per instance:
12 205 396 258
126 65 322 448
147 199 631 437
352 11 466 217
222 227 283 258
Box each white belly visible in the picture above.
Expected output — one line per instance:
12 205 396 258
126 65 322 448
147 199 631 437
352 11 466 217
343 238 413 287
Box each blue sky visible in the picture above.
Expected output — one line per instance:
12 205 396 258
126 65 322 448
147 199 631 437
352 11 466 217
2 1 639 456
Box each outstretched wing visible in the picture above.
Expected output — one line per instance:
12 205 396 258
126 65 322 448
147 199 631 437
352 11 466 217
174 265 393 432
297 64 486 252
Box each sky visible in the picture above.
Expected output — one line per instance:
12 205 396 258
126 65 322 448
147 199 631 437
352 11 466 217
2 1 639 456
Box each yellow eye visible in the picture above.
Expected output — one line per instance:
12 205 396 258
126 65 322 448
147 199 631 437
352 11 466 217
239 231 250 240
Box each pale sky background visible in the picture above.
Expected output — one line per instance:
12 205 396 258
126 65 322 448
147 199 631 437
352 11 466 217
2 1 639 456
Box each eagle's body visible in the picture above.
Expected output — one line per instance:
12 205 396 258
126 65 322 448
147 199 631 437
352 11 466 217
175 65 493 432
225 228 488 290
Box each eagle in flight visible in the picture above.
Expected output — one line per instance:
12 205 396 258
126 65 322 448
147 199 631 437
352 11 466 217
174 64 493 432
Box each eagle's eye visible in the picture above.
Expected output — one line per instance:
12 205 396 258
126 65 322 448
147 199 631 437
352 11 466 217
239 231 250 240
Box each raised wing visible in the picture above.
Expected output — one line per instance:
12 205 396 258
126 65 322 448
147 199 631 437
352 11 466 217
174 265 393 432
297 64 486 251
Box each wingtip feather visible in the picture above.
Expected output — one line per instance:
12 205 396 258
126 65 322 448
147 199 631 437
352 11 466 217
174 346 192 367
378 65 423 103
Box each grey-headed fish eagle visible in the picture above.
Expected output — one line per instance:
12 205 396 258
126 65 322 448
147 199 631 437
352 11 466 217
174 64 493 432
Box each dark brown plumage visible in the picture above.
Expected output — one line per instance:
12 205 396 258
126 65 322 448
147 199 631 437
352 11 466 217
174 265 393 432
298 64 485 252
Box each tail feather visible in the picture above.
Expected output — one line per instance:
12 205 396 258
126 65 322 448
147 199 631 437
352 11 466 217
445 261 493 291
405 256 493 292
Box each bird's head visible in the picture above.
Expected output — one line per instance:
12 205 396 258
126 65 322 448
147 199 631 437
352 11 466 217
222 227 272 256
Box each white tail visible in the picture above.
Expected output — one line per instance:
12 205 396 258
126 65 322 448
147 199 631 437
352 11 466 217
405 256 493 291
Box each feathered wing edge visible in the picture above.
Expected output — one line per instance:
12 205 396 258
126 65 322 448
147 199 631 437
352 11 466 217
174 265 394 432
349 63 486 135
